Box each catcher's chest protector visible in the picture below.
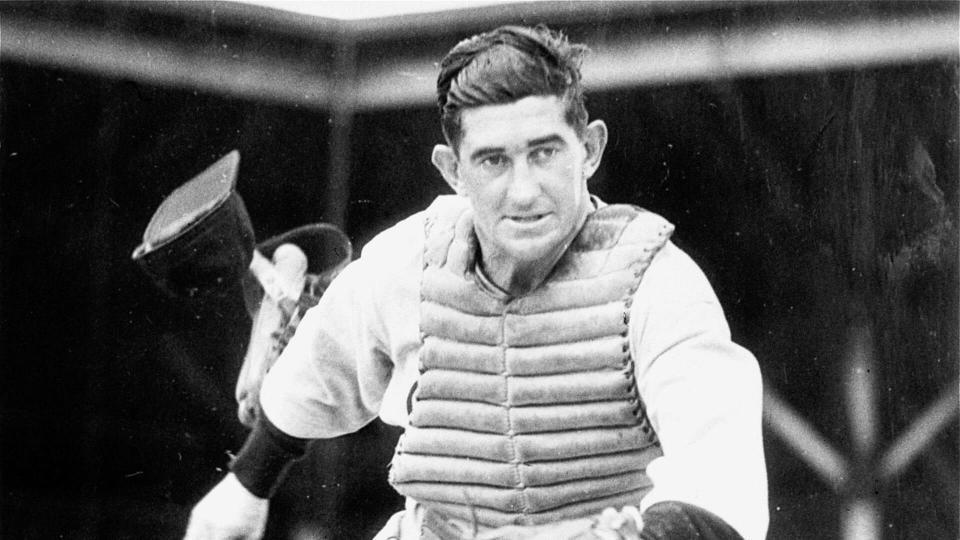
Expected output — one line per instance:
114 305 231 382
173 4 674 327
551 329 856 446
389 202 675 528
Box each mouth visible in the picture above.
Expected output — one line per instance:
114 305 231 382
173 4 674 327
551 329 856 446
506 213 549 224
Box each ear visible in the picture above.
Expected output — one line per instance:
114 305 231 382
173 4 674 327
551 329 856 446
581 119 608 180
432 144 464 194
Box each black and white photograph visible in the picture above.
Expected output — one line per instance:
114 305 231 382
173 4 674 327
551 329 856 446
1 1 957 539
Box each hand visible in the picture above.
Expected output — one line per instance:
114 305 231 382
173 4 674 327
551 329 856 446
183 473 269 540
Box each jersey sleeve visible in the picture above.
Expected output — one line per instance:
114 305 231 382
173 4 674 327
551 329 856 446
629 241 769 540
258 210 426 440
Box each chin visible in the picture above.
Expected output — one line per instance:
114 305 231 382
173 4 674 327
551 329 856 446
502 238 563 264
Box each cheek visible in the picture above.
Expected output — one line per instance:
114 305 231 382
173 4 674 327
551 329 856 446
551 157 583 188
466 189 501 229
548 172 587 202
469 179 509 208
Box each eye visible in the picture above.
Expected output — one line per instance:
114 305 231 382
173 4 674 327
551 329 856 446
479 154 509 173
530 146 559 164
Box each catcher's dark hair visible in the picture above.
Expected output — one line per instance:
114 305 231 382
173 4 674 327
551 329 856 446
436 25 589 151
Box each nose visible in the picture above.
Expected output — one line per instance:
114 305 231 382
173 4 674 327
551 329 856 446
505 161 540 205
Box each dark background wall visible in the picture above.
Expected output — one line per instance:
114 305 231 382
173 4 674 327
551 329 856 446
1 15 958 540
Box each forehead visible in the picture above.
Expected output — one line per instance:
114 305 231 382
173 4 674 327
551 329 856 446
457 96 575 154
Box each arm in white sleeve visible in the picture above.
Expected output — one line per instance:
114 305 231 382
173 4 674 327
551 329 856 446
631 242 769 540
257 259 390 439
258 211 426 440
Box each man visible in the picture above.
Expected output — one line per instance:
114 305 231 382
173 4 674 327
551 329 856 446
184 25 768 540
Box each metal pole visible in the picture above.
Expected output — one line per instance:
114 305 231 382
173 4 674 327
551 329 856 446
322 35 357 230
842 321 881 540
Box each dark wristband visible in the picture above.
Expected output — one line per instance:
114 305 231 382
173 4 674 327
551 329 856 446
641 501 745 540
229 413 310 498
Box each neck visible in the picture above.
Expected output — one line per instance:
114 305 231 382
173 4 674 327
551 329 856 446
480 244 567 297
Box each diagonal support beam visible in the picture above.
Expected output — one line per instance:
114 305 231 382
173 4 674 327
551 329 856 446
763 387 850 491
879 379 960 480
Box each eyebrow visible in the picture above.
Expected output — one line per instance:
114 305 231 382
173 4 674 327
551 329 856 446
467 135 566 162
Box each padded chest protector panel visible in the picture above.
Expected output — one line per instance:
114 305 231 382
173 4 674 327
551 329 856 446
390 201 674 527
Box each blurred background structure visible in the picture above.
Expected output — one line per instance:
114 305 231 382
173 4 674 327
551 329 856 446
1 1 957 539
